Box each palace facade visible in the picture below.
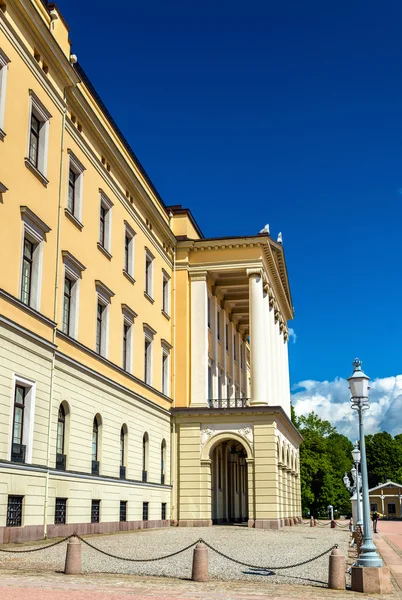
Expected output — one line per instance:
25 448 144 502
0 0 301 542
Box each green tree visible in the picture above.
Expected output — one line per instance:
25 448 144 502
365 432 402 488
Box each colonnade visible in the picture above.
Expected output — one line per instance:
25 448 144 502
277 460 301 524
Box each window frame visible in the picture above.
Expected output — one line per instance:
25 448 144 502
120 500 127 522
142 501 149 521
142 433 149 482
162 270 170 316
66 151 85 222
91 499 100 523
95 281 114 358
9 375 36 464
55 498 67 525
19 207 50 312
145 248 154 299
0 48 11 139
26 90 52 179
123 221 135 279
6 495 23 527
143 324 156 386
98 190 113 254
121 304 136 374
161 345 170 396
61 251 85 340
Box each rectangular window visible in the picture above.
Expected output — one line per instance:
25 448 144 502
55 498 67 525
91 500 100 523
217 310 221 341
142 501 149 521
162 271 170 315
21 238 34 306
0 49 11 137
96 302 105 355
162 351 169 395
29 113 40 168
144 337 152 384
65 153 85 222
26 92 51 178
68 168 76 214
12 385 26 463
62 277 73 335
98 191 113 253
123 322 131 371
120 500 127 523
145 250 154 298
123 223 135 279
388 503 396 515
225 323 229 351
6 495 23 527
161 502 167 520
99 205 106 247
370 503 378 512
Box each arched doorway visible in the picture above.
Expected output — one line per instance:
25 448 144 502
211 440 248 524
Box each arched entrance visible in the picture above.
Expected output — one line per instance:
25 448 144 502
210 440 248 524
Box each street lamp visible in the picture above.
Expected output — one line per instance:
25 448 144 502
347 358 382 568
343 458 362 528
352 442 363 527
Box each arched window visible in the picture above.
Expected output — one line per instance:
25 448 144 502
120 425 127 479
92 415 101 475
161 439 166 484
55 403 69 470
142 433 149 482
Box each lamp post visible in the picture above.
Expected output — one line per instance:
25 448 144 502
352 442 363 527
347 358 382 568
343 460 362 529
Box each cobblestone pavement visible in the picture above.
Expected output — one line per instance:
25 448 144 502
0 524 349 586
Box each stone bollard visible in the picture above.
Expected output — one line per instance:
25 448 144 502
310 516 314 527
331 520 336 528
65 534 82 575
328 547 346 590
314 519 318 527
191 542 208 582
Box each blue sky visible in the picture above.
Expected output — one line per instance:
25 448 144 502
57 0 402 433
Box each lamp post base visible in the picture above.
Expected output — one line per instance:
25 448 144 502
351 566 392 594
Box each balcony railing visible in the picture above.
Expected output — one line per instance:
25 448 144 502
56 453 66 471
11 443 26 463
120 465 126 479
208 397 250 409
92 460 100 475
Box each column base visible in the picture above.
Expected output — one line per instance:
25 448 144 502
178 519 213 527
254 519 282 530
249 401 268 406
248 519 255 528
351 567 392 594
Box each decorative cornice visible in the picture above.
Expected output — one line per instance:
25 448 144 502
95 280 115 300
20 205 51 234
61 250 86 273
121 303 138 321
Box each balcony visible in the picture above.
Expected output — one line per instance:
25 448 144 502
208 397 250 409
120 465 126 479
56 453 66 470
92 460 100 475
11 443 26 463
142 470 147 482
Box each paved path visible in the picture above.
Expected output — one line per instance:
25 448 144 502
375 520 402 593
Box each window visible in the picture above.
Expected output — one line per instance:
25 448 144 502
162 349 169 396
162 271 170 315
62 277 73 335
161 503 167 520
388 503 396 515
370 503 378 512
143 325 156 385
225 323 229 352
123 322 130 370
123 221 135 279
0 49 11 138
120 500 127 522
91 500 100 523
161 439 166 485
120 425 127 479
55 498 67 525
7 496 23 527
26 91 51 180
142 501 149 521
217 310 221 341
121 305 136 374
142 433 149 482
56 404 66 470
145 249 154 298
66 151 85 222
61 252 85 339
12 385 26 463
92 415 101 475
20 206 50 311
95 281 114 357
98 190 113 254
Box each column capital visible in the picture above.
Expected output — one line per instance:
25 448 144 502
246 267 263 279
189 270 208 282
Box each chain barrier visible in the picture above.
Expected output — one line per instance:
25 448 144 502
76 535 199 562
201 539 338 571
0 534 73 553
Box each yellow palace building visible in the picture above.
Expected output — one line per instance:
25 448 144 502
0 0 301 542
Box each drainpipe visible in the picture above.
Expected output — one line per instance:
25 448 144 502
170 244 177 521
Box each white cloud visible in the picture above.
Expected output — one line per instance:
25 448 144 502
291 374 402 440
288 328 297 344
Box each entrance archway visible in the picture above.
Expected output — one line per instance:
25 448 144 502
210 440 248 524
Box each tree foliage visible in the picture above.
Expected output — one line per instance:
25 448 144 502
292 408 402 517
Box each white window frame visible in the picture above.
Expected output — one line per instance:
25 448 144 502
9 375 36 464
26 90 51 177
19 206 51 311
61 251 86 339
162 270 170 315
161 348 170 396
95 281 114 358
218 369 223 400
122 304 137 374
66 150 85 222
0 48 10 138
145 248 154 299
143 324 156 386
99 189 113 253
123 221 135 278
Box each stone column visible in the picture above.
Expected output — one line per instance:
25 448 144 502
282 465 288 525
247 268 267 406
282 332 291 417
211 296 219 399
278 460 283 527
269 301 278 405
246 457 255 527
263 285 273 404
190 272 209 407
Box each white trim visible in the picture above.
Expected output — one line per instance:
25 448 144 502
0 48 10 134
9 374 36 464
145 248 154 298
99 189 113 253
67 150 85 222
161 346 170 396
27 90 51 178
124 221 135 278
162 269 170 315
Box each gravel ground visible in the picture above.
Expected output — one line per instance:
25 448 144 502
0 524 351 587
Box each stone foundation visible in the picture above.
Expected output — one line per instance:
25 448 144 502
254 518 282 530
178 519 213 527
351 566 393 594
0 520 170 544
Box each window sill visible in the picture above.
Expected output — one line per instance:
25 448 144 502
0 128 6 142
144 291 155 304
161 309 170 321
123 269 135 285
24 158 49 187
65 208 84 231
97 242 112 261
